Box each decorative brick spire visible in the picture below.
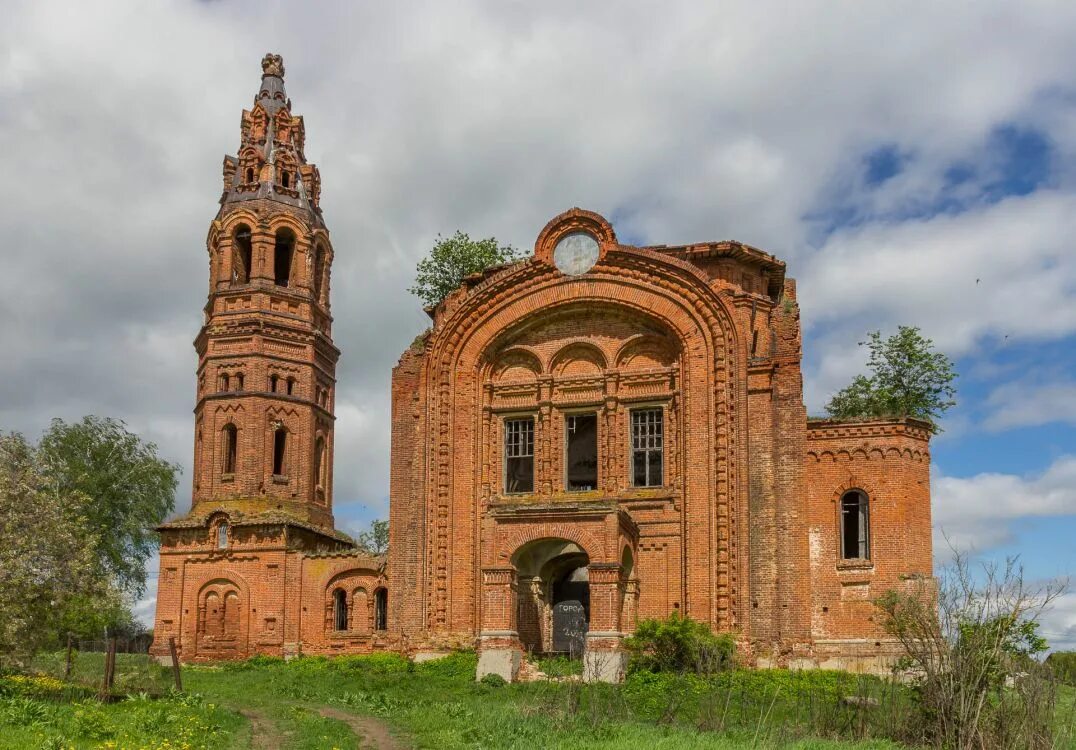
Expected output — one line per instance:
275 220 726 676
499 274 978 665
219 53 322 221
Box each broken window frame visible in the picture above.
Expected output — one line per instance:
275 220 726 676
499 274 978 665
840 490 870 561
565 411 599 492
503 416 535 494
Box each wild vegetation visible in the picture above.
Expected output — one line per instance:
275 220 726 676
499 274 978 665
408 231 524 307
3 643 1074 749
0 419 176 664
824 326 957 432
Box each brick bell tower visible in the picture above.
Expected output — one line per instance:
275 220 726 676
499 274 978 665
191 52 338 528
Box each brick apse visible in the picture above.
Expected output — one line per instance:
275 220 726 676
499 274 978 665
152 55 934 681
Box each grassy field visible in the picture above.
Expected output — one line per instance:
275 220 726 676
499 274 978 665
2 650 1074 749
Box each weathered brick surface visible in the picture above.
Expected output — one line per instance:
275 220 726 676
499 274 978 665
155 56 933 668
389 208 934 667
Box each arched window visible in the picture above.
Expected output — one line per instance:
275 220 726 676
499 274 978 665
374 588 388 631
333 588 348 631
245 167 254 183
233 225 252 284
219 373 229 392
272 427 287 477
286 378 295 396
217 521 229 549
235 373 244 391
269 374 279 393
222 424 238 475
280 170 290 188
274 228 294 287
840 490 870 560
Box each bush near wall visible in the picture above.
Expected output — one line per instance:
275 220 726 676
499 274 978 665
624 613 736 674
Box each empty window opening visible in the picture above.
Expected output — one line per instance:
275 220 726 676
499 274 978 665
235 373 244 391
631 408 664 487
217 522 229 550
219 373 229 392
269 374 279 393
286 378 295 396
272 429 287 476
374 588 388 631
333 589 348 631
280 170 290 188
274 229 294 287
504 417 535 494
566 413 598 491
313 245 325 301
315 436 326 489
245 167 254 183
233 226 252 284
841 491 870 560
222 424 237 475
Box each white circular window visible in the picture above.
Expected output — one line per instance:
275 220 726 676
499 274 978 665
553 232 600 276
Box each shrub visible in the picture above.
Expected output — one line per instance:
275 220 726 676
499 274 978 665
624 613 735 674
1046 651 1076 686
415 651 478 678
479 673 507 688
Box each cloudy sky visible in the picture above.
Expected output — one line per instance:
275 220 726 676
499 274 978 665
2 1 1075 648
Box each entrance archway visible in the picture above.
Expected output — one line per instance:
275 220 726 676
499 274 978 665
511 538 590 656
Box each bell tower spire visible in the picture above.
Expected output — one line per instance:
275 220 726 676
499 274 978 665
193 53 338 528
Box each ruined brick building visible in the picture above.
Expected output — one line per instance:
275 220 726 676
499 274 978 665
152 55 934 681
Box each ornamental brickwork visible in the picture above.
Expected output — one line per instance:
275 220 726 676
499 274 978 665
154 55 934 677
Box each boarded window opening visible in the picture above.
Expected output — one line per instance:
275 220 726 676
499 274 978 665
222 424 237 475
566 413 598 491
272 429 287 476
841 491 870 560
631 408 663 487
504 417 534 494
233 226 252 284
274 229 294 287
333 589 348 631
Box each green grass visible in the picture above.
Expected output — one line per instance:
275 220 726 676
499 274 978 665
7 650 1073 749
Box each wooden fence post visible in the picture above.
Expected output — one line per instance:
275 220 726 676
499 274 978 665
168 636 183 692
98 637 117 700
64 634 74 680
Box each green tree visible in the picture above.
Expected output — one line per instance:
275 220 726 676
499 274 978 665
356 519 389 554
0 433 111 661
409 231 524 307
825 326 957 432
38 416 179 596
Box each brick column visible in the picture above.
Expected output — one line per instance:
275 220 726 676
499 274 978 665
584 563 628 682
476 567 522 682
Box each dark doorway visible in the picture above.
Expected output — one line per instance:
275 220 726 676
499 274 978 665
566 413 598 491
551 565 589 655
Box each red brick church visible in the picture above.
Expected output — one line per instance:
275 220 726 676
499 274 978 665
151 55 934 681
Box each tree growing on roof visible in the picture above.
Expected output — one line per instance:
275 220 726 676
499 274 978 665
825 326 957 432
409 231 524 308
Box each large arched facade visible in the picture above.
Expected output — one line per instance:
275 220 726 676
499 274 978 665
391 208 822 680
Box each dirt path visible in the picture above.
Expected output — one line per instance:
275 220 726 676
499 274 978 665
317 706 407 750
239 709 289 750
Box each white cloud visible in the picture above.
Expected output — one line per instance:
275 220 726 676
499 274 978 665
799 192 1076 410
985 378 1076 432
933 455 1076 552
